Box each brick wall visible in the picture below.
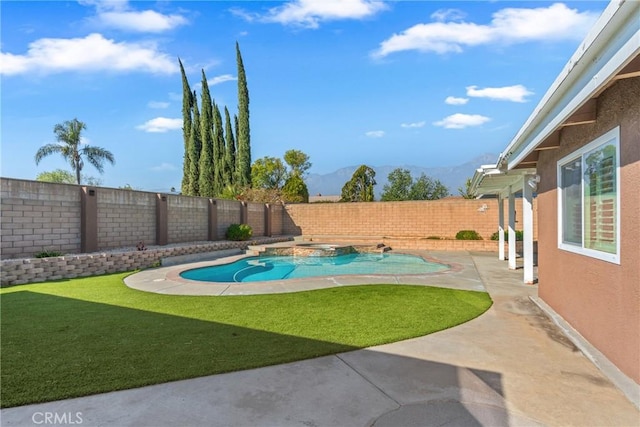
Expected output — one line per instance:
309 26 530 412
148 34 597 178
0 179 283 260
216 199 242 239
97 188 156 249
1 179 81 258
270 204 284 236
283 198 537 240
168 195 208 243
246 202 265 237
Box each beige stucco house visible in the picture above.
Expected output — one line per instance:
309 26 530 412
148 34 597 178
471 0 639 407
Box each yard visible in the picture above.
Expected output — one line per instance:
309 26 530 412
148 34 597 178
0 273 491 408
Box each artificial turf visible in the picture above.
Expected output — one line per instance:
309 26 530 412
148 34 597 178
0 273 492 408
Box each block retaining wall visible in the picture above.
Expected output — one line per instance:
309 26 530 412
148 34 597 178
1 236 292 287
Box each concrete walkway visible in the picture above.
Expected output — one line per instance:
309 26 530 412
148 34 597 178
2 252 638 426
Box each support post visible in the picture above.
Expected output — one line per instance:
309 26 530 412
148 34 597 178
80 187 98 253
156 194 168 246
523 175 535 283
508 186 517 270
240 201 248 224
265 204 272 237
208 199 217 241
498 195 505 261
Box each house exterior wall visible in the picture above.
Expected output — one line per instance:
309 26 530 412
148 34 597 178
536 77 640 383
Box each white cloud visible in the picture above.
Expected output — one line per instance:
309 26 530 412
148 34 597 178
445 96 469 105
431 9 466 22
365 130 385 138
466 84 533 102
136 117 182 133
209 74 237 85
82 0 188 33
372 3 598 58
433 113 490 129
151 162 177 171
235 0 388 29
401 121 425 129
96 10 188 32
0 33 177 76
148 101 170 109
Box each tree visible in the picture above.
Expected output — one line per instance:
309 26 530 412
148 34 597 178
187 92 201 196
410 173 449 200
282 173 309 203
340 165 376 202
381 168 449 201
36 169 75 184
179 58 193 195
198 71 215 197
213 102 225 194
35 118 115 185
36 169 101 186
236 42 251 187
380 168 413 201
458 177 475 199
283 149 312 176
251 156 287 190
223 106 236 187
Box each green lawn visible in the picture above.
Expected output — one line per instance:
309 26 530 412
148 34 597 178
0 273 492 408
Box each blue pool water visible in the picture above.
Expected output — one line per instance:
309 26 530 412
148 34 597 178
180 253 449 283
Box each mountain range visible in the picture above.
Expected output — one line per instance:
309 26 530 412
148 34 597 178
305 153 498 198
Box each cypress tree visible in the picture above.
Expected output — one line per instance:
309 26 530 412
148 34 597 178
198 70 215 197
212 102 225 194
179 59 193 195
236 42 251 186
234 114 241 184
187 91 201 196
223 106 236 187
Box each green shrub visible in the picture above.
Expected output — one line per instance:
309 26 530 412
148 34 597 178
490 230 523 241
34 250 63 258
226 224 252 241
426 236 442 240
455 230 482 240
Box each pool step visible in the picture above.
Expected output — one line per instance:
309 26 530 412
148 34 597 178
246 245 266 256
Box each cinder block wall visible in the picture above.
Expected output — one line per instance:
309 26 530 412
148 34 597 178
270 204 284 236
167 195 208 243
97 188 156 249
283 198 537 240
1 179 81 258
246 202 265 236
0 178 284 259
216 199 242 239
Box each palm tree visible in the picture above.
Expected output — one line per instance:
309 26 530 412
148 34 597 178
35 118 115 185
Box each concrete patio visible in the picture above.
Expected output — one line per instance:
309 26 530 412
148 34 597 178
1 251 638 426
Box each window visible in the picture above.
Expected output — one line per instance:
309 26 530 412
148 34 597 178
557 127 620 264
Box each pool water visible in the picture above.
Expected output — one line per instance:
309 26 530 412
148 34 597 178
180 253 449 283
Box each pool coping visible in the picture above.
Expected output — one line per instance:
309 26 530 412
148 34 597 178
123 248 484 296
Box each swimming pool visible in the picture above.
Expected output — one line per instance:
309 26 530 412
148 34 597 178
180 253 449 283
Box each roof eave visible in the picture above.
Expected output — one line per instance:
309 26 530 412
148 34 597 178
500 0 640 170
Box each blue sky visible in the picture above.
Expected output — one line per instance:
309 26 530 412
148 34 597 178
1 0 606 191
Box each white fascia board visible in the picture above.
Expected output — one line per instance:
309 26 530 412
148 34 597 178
502 0 640 170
